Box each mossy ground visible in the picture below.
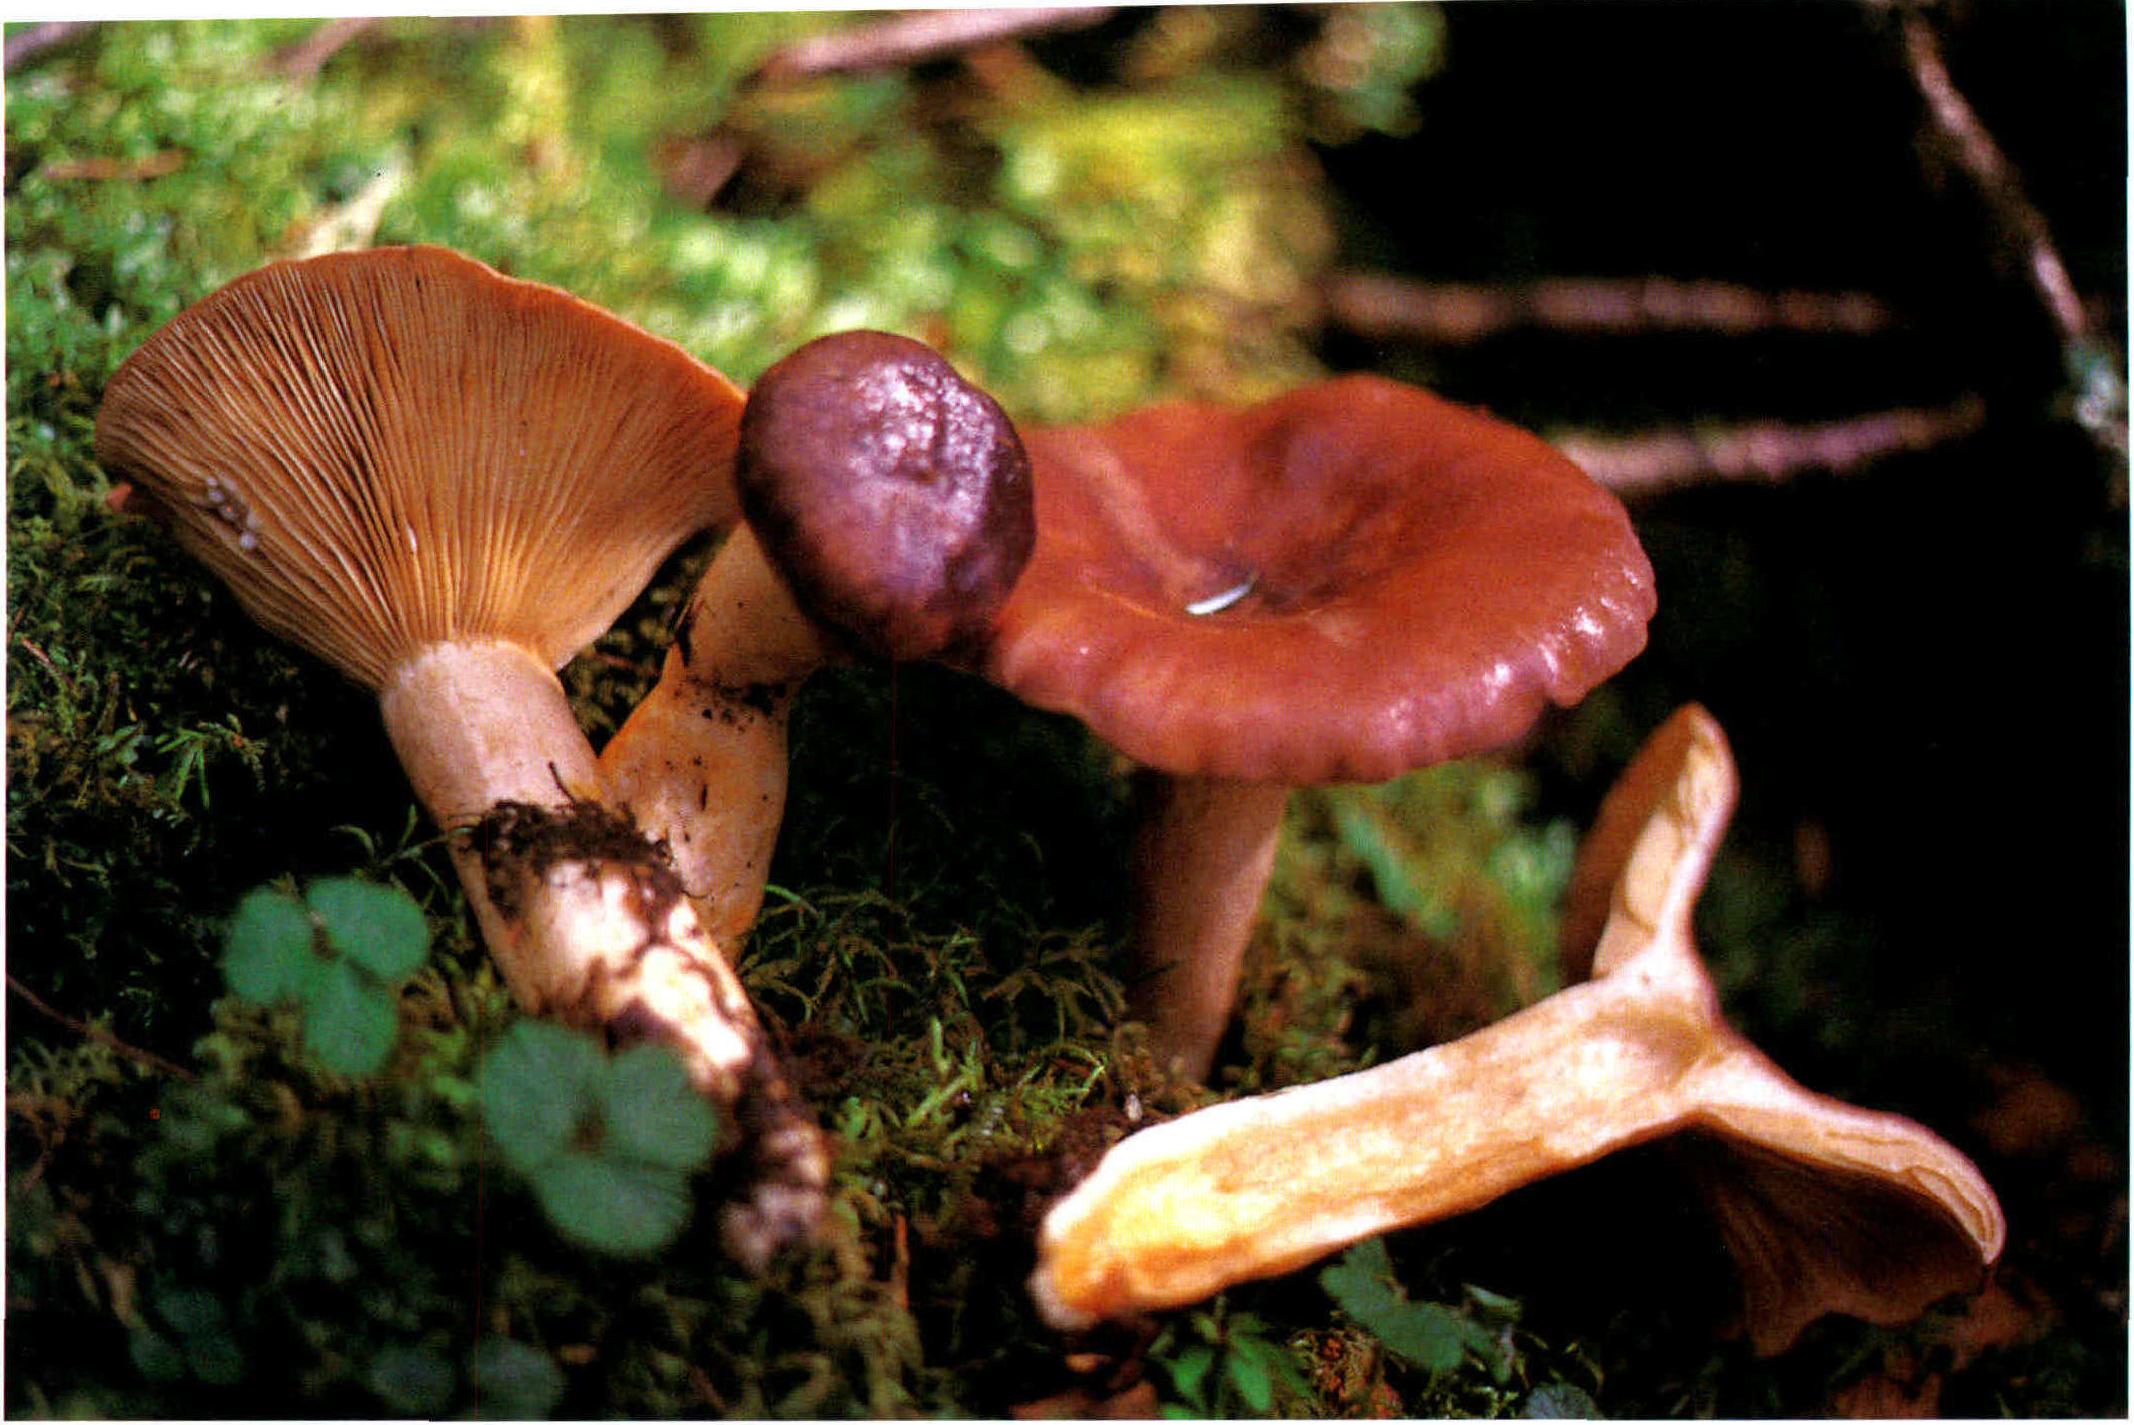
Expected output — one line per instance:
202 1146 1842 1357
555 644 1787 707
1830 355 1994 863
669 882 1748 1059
7 9 2126 1418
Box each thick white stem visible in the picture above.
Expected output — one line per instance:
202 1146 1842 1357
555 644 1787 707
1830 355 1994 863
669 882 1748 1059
601 527 835 940
1128 775 1292 1081
379 639 828 1265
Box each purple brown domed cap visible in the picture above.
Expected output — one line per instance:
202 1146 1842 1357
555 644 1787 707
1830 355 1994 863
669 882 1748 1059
737 331 1036 663
984 375 1658 784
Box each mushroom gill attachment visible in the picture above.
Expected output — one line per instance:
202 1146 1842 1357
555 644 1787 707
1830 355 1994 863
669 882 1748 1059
1027 705 2005 1354
983 377 1657 1078
94 247 828 1266
600 330 1038 938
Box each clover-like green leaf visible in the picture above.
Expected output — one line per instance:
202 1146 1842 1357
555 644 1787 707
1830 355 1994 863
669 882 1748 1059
480 1020 606 1174
302 959 399 1075
480 1022 713 1255
533 1152 693 1256
469 1336 567 1420
307 876 430 981
223 885 321 1005
600 1041 719 1171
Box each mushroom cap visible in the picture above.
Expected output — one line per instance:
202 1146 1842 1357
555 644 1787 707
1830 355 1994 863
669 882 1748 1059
1565 703 2006 1355
94 245 746 689
983 375 1657 784
737 330 1036 662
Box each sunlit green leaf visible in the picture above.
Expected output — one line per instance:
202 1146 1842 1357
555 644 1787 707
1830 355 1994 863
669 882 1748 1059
1225 1346 1274 1413
1160 1343 1216 1407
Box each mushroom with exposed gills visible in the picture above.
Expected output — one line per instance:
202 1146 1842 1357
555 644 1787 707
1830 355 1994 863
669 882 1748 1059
598 330 1036 935
1028 704 2006 1352
984 376 1659 1080
93 245 828 1265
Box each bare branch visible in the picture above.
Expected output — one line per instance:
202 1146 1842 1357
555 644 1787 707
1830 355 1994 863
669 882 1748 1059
1325 272 1895 345
39 152 186 183
267 16 380 81
756 7 1113 81
1888 3 2127 462
4 20 92 70
1552 396 1987 496
7 973 198 1082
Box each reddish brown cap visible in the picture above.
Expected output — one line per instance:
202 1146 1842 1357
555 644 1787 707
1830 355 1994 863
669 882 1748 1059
95 245 745 688
984 375 1658 783
737 331 1035 662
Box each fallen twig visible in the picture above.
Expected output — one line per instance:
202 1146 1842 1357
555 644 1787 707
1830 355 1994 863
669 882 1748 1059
7 973 199 1082
1551 395 1987 495
756 7 1113 81
4 19 93 70
39 152 186 183
12 635 80 698
1886 1 2127 461
267 16 380 80
1324 272 1895 344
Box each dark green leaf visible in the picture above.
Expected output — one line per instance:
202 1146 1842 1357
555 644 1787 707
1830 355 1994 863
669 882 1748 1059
301 959 399 1075
368 1343 457 1415
1523 1382 1603 1419
469 1336 567 1420
1319 1242 1409 1331
129 1328 186 1384
481 1021 604 1174
308 876 430 981
601 1041 718 1169
1465 1282 1522 1320
186 1327 245 1388
223 885 319 1004
534 1151 693 1256
1457 1313 1509 1381
151 1283 227 1336
1320 1242 1468 1375
1378 1301 1466 1375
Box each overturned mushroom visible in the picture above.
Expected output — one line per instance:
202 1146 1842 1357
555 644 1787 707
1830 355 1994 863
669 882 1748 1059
94 245 826 1265
987 376 1657 1079
1028 704 2006 1353
598 330 1035 935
